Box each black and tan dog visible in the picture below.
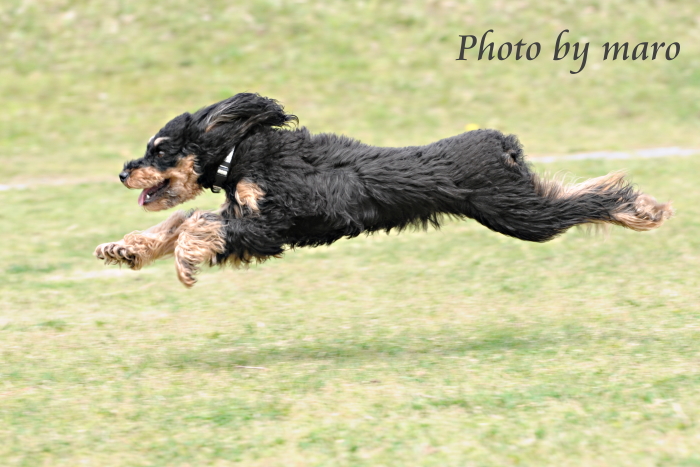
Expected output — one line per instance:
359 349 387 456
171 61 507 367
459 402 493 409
95 93 673 287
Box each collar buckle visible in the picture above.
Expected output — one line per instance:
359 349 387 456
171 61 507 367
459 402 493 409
211 147 235 193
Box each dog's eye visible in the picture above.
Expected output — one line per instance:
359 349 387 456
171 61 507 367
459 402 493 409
157 151 165 157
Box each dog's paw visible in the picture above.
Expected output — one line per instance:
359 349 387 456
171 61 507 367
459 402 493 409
94 242 139 269
176 264 197 288
174 250 197 288
175 258 197 288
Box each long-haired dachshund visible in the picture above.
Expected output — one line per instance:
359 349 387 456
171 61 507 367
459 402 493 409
95 93 673 287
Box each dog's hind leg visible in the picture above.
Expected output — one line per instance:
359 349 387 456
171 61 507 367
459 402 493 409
529 171 674 236
469 170 673 242
453 131 673 241
94 210 189 269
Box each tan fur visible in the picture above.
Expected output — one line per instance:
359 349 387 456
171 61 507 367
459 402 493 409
98 175 268 287
219 180 265 219
174 212 226 287
532 171 628 200
125 155 203 211
532 171 673 231
235 179 264 214
94 210 189 269
95 209 226 287
612 195 674 231
124 166 163 190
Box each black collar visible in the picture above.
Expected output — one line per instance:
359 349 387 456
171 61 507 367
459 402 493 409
211 146 235 193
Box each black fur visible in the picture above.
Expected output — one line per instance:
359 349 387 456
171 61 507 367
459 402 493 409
127 93 668 264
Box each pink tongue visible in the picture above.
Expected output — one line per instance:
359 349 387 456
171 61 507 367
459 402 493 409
137 182 165 206
138 189 148 206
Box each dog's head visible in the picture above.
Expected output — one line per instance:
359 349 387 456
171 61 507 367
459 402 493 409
119 93 296 211
120 112 201 211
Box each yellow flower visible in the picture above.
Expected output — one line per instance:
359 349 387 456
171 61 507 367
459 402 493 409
464 123 480 132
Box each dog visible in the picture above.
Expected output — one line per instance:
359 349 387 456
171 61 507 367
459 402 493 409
95 93 673 287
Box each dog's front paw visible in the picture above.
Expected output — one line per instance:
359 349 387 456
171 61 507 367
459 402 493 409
174 257 197 288
94 242 140 269
173 248 198 288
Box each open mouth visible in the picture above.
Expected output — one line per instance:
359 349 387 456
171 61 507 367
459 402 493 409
138 179 170 206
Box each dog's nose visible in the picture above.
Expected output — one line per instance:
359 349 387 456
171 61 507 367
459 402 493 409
119 171 130 183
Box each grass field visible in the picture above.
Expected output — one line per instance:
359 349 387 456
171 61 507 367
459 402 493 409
2 1 700 466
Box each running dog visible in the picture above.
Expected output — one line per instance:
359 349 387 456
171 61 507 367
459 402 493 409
94 93 673 287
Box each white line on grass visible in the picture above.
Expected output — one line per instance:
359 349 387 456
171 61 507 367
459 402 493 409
532 147 697 163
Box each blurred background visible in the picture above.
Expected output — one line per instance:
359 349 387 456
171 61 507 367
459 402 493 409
1 0 698 180
1 1 699 465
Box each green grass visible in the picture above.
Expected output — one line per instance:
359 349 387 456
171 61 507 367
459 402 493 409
1 157 698 466
1 1 700 465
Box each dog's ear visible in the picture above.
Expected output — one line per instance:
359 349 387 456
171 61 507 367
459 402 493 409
196 93 298 137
